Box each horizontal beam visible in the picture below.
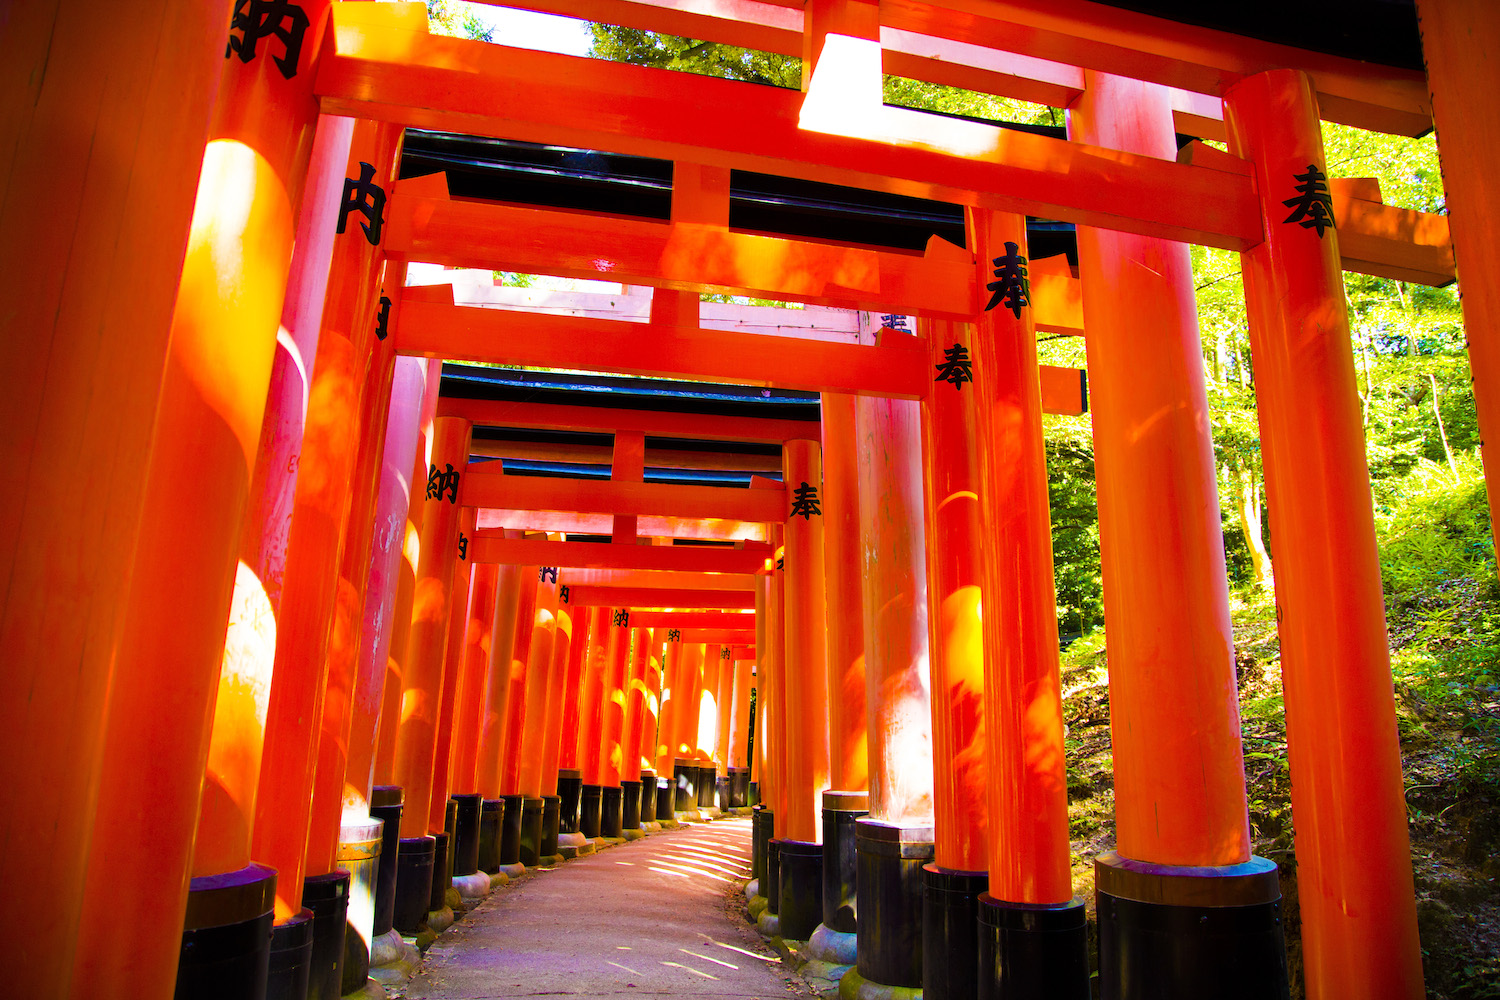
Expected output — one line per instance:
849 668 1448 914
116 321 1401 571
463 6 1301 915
470 437 782 473
628 611 757 629
463 465 788 521
388 195 975 316
880 0 1431 137
396 300 934 397
566 586 758 610
476 508 769 540
1330 181 1455 287
467 535 770 573
677 628 758 644
563 569 759 590
440 397 817 444
317 11 1263 249
1038 365 1087 416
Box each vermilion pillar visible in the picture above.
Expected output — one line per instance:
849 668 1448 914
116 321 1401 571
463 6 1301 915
1226 69 1423 1000
253 118 404 930
427 507 478 833
1071 72 1277 999
968 210 1089 997
476 547 526 800
729 655 754 782
516 566 561 862
636 628 666 820
762 554 790 923
712 643 736 805
450 564 500 801
498 568 542 797
916 316 991 1000
820 393 869 794
556 597 593 836
599 613 633 837
537 590 578 855
849 384 933 992
619 626 654 834
576 606 609 837
655 636 684 779
72 2 335 993
1417 0 1500 562
776 439 831 940
1 4 234 994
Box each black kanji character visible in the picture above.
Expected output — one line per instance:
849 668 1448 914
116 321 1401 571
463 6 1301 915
337 162 386 246
789 481 821 520
934 342 973 390
721 647 731 660
880 313 910 331
1282 163 1335 237
374 294 392 341
427 463 460 503
985 242 1030 318
667 628 681 642
559 585 570 604
613 609 630 628
540 566 558 584
457 531 468 560
225 0 310 80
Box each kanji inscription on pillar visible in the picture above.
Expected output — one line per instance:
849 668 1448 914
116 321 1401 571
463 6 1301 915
613 609 630 628
559 585 570 604
789 482 821 519
457 531 468 560
934 343 973 390
985 242 1030 317
337 162 387 246
1282 164 1335 237
426 463 460 503
225 0 310 80
880 313 910 331
667 629 681 642
375 295 392 341
721 647 732 660
540 566 558 584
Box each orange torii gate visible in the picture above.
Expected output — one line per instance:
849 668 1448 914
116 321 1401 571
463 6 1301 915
10 2 1492 999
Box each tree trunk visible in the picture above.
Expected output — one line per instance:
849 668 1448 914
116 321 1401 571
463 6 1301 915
1230 459 1272 590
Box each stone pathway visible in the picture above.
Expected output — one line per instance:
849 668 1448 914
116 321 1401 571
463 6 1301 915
401 818 804 1000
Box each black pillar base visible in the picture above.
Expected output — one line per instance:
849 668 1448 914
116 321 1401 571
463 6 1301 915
392 835 435 934
540 794 561 858
854 817 934 990
695 764 715 810
601 785 624 838
556 768 583 834
176 861 276 1000
730 766 750 807
822 791 868 933
922 865 987 1000
477 798 503 873
449 793 482 876
337 817 383 995
775 839 824 941
716 776 732 812
499 794 524 865
638 770 657 822
766 839 782 915
302 870 350 1000
978 893 1091 1000
519 796 544 865
748 780 760 807
266 908 315 1000
427 832 450 913
620 778 642 830
673 758 697 811
369 786 403 937
1096 852 1290 1000
579 784 603 837
654 777 674 821
752 807 774 882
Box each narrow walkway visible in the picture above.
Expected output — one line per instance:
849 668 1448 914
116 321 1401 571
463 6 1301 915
403 818 800 1000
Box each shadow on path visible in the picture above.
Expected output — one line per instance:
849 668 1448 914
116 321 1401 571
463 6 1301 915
405 818 801 1000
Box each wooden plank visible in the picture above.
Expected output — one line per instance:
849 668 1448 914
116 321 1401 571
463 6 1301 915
467 534 771 572
316 12 1264 249
462 464 788 521
566 586 757 609
1330 181 1455 287
387 195 977 317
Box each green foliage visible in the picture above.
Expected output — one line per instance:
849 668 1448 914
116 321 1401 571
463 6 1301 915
1375 452 1493 592
587 26 800 87
426 0 494 42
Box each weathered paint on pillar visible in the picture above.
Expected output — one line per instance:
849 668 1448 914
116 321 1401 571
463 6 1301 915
450 563 500 796
1 3 236 992
782 440 831 843
918 317 989 872
517 567 562 799
820 393 870 793
73 1 338 989
1069 72 1250 868
345 357 431 809
392 417 473 837
1417 0 1500 564
855 390 933 824
968 209 1073 904
428 507 479 834
1226 68 1424 1000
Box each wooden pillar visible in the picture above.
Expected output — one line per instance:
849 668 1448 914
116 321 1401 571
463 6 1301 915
538 590 579 798
712 644 736 781
0 2 235 993
427 507 478 835
72 1 336 992
476 542 526 800
968 209 1088 997
577 607 610 787
655 635 684 779
1417 0 1500 561
730 656 754 770
391 417 474 837
558 599 592 775
253 119 404 917
622 626 654 790
450 563 500 797
1226 68 1424 1000
517 567 563 799
820 393 870 794
498 568 543 796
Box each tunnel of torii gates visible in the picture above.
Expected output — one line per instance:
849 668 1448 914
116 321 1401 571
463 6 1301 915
7 0 1499 999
